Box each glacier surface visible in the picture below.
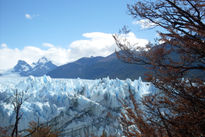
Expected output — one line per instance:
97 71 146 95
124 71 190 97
0 76 155 136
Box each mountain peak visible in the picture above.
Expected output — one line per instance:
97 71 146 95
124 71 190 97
11 57 57 77
37 57 49 64
17 60 28 64
13 60 31 73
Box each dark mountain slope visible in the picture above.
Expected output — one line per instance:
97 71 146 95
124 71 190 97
48 53 148 80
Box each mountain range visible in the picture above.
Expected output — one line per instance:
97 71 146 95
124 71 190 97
12 57 57 76
48 53 148 80
2 53 148 80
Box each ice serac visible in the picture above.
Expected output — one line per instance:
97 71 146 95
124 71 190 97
0 76 155 136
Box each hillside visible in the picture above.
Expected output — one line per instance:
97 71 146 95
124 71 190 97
48 53 148 80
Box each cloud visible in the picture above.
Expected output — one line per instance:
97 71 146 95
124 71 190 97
25 14 32 19
0 44 71 70
1 43 7 48
42 43 55 48
69 32 116 58
25 14 39 20
117 32 149 49
0 32 149 70
69 32 148 59
133 19 156 29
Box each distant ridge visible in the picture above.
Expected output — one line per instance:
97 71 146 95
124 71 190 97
48 52 148 80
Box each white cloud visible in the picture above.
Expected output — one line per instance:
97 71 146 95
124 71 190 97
25 14 32 19
69 32 116 58
69 32 148 59
0 32 149 70
117 32 149 49
0 45 71 70
1 43 7 48
42 43 55 48
133 19 156 29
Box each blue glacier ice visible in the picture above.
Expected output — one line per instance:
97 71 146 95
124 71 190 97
0 75 155 136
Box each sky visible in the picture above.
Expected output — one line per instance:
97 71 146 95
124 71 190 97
0 0 159 71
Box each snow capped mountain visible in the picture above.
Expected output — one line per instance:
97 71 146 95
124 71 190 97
13 60 32 76
0 76 155 136
37 56 49 64
29 57 57 76
10 57 57 76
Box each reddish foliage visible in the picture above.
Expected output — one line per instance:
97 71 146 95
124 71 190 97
114 0 205 137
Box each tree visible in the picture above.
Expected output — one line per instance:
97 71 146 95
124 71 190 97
0 88 61 137
114 0 205 136
11 89 28 137
0 126 10 137
25 121 60 137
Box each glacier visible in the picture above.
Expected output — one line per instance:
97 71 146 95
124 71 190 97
0 75 155 136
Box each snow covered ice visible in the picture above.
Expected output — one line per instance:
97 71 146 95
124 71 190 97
0 75 155 136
